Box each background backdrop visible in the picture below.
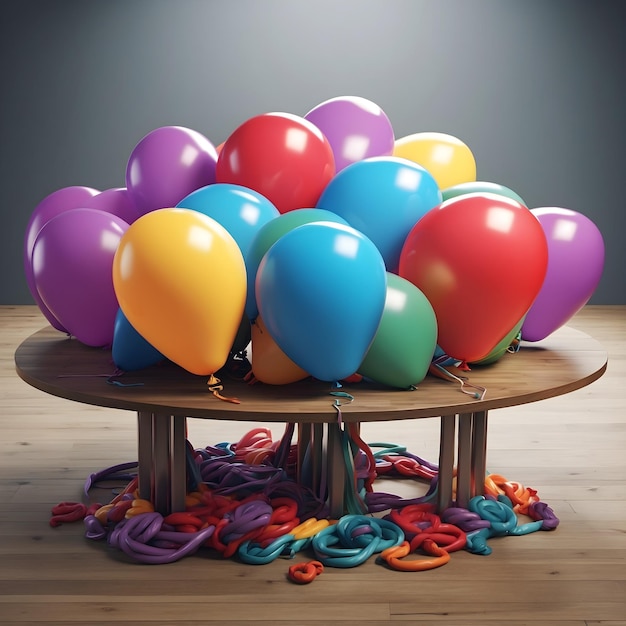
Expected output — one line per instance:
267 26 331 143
1 0 624 304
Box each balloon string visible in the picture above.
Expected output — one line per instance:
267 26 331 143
207 375 241 404
330 390 354 426
428 364 486 400
56 371 145 387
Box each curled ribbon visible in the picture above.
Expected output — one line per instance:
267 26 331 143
288 560 324 584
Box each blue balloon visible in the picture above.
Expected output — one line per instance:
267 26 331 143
316 156 442 272
256 222 387 381
112 308 164 371
176 183 280 258
244 208 349 322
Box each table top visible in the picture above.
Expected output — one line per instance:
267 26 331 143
14 325 607 423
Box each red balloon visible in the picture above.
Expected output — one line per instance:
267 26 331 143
398 193 548 362
215 112 335 213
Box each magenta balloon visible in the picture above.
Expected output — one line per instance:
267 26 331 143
126 126 218 216
32 208 129 347
23 185 100 331
304 96 395 172
521 208 605 342
83 188 141 224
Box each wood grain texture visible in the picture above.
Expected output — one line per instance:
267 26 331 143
13 320 607 422
1 305 625 625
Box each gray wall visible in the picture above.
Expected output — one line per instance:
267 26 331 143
2 0 624 304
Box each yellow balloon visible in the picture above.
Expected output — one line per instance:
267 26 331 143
250 316 309 385
393 132 476 190
112 208 246 375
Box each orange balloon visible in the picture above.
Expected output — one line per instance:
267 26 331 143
250 316 309 384
112 208 246 375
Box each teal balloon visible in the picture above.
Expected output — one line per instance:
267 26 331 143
316 156 441 272
176 183 279 258
441 181 527 207
112 308 164 371
358 273 437 388
256 222 386 382
245 208 348 321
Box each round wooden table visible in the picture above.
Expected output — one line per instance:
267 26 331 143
15 324 607 517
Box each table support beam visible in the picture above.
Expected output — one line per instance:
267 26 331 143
437 414 456 511
327 423 346 519
471 410 488 497
436 411 490 513
137 411 154 501
456 413 473 509
136 411 187 515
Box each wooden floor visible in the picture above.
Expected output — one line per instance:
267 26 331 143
1 305 624 625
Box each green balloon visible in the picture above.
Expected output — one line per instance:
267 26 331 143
358 273 437 389
470 316 524 366
441 181 527 207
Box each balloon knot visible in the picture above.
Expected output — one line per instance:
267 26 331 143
207 375 241 404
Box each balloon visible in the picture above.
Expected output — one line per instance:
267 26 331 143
112 308 164 371
398 193 548 362
83 187 142 224
521 208 605 342
250 316 310 385
215 112 335 213
442 181 527 207
176 183 279 258
126 126 218 216
244 208 349 321
470 316 524 366
316 157 441 272
256 222 386 381
112 208 246 376
32 208 128 347
24 185 100 331
393 132 476 190
304 96 395 172
358 273 437 389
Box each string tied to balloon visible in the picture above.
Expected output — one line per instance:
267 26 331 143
428 362 486 400
207 374 240 404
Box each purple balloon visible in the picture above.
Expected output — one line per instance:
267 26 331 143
83 187 141 225
521 208 605 342
126 126 218 216
24 185 100 331
32 208 129 347
304 96 395 172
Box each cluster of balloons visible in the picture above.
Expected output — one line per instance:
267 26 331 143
24 95 606 388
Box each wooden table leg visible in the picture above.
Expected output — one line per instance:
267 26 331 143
456 413 473 508
136 411 187 515
437 414 456 511
471 410 488 497
327 423 346 519
297 422 312 484
137 411 154 501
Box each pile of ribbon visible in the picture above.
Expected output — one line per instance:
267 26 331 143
50 426 559 579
